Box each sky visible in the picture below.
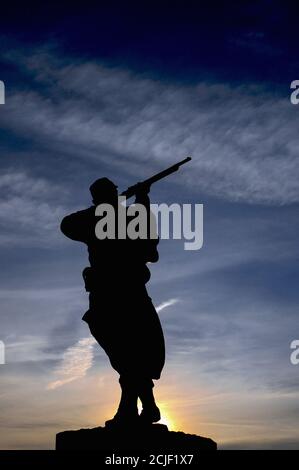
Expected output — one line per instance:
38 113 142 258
0 0 299 449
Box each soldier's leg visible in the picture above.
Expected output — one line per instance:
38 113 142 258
105 375 139 426
117 375 139 417
138 378 161 423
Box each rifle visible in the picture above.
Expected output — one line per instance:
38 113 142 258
121 157 192 199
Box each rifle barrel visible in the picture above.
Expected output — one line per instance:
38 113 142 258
121 156 192 198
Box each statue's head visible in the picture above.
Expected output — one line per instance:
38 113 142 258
89 177 118 205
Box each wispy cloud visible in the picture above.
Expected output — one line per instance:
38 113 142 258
47 298 178 390
1 49 298 205
1 43 299 451
0 170 68 247
5 335 55 364
47 337 96 390
156 298 179 313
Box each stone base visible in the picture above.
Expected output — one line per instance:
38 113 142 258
56 423 217 451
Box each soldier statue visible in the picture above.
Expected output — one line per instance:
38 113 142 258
60 177 165 426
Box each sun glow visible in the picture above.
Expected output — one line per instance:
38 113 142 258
138 403 176 431
159 408 176 430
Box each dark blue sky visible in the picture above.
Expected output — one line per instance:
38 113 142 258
0 0 299 449
1 1 299 83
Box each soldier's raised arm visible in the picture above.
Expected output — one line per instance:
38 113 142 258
132 183 159 263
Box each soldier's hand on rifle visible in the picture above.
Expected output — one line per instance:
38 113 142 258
133 182 151 207
134 182 151 197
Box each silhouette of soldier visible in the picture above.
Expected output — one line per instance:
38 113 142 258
60 178 165 427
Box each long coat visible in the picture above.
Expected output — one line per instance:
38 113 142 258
60 205 165 380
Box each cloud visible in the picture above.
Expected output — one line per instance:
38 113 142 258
1 49 298 205
5 335 55 364
0 169 68 246
46 297 178 390
47 336 96 390
1 44 299 450
0 285 87 366
156 298 179 313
